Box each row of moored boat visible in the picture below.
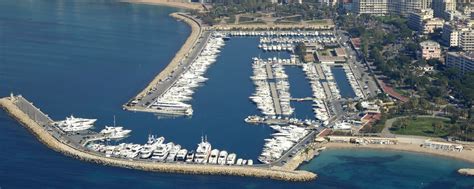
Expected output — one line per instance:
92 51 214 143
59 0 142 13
302 64 331 125
250 57 294 116
54 115 131 140
147 33 226 116
342 65 365 99
87 135 253 166
259 125 309 164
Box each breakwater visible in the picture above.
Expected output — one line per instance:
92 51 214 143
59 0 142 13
0 96 316 182
458 168 474 176
126 12 203 107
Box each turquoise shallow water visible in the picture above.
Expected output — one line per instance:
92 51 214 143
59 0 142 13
0 0 473 188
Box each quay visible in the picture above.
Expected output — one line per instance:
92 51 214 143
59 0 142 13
265 63 274 80
124 12 208 111
0 95 317 182
269 82 283 115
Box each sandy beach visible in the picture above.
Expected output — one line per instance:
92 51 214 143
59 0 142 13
323 142 474 164
124 0 203 10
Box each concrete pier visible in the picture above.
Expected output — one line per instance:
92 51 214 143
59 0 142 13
265 63 274 80
268 82 283 115
0 96 317 182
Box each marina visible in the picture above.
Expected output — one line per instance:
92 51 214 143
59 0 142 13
0 25 346 179
1 26 365 178
2 1 474 188
0 0 394 182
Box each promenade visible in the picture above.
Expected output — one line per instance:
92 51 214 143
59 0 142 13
0 96 317 182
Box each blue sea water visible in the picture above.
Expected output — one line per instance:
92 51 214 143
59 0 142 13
332 66 356 98
0 0 473 188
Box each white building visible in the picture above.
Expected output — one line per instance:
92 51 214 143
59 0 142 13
446 51 474 75
352 0 430 16
352 0 389 15
459 29 474 51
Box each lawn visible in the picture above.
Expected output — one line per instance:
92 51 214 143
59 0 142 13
390 117 452 137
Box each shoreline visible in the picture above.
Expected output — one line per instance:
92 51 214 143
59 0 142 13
123 0 203 10
322 142 474 164
0 97 316 182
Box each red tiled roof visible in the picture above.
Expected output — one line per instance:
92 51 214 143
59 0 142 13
377 80 409 103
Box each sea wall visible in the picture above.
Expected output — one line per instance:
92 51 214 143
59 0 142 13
0 97 316 182
132 12 202 101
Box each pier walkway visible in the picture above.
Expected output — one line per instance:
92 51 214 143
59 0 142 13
269 82 283 115
265 63 274 80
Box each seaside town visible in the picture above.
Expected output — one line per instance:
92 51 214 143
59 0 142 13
1 0 474 185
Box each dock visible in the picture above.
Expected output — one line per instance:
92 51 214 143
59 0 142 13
0 95 317 182
265 63 274 80
268 82 283 115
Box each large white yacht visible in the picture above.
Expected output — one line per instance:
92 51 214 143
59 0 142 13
54 115 96 132
151 142 173 161
100 126 131 139
226 153 236 165
208 149 220 164
166 144 181 162
139 135 164 159
194 136 212 164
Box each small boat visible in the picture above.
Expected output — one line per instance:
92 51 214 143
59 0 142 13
226 153 236 165
217 151 228 165
236 158 243 165
185 151 195 163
